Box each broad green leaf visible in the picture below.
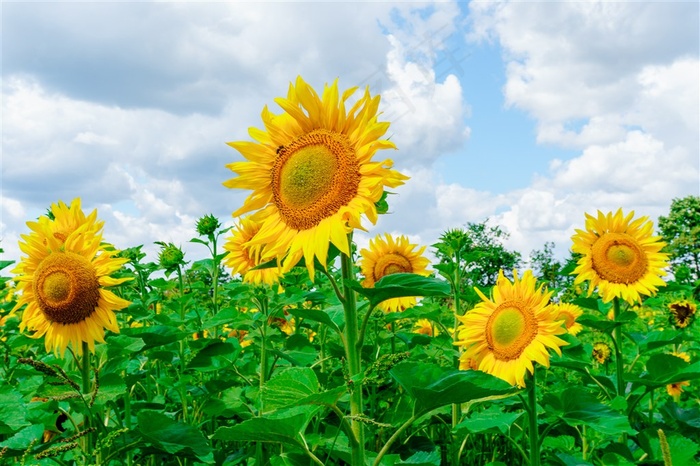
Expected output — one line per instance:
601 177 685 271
106 334 145 358
0 424 44 450
630 329 685 353
384 303 444 323
201 306 247 329
124 325 186 350
649 431 699 466
137 410 211 459
286 307 341 334
262 367 319 412
188 341 240 372
577 311 636 333
0 385 28 431
212 405 317 445
453 406 522 435
631 355 700 387
542 387 635 436
95 372 127 404
348 274 450 309
396 449 441 465
389 362 518 415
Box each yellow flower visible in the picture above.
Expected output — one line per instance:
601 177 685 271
592 341 612 364
224 76 408 280
359 233 431 312
550 303 584 336
666 380 689 397
458 356 479 371
12 199 131 356
454 270 568 388
228 329 254 348
571 209 669 304
668 300 696 329
223 216 282 286
413 318 439 337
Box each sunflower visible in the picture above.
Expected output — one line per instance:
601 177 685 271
668 300 696 329
592 341 612 364
413 318 439 337
224 76 408 280
455 270 567 388
666 380 690 397
223 216 282 286
550 302 584 335
359 233 431 312
12 199 131 356
571 209 669 304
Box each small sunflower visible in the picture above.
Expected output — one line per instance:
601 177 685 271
413 318 439 337
223 216 282 286
550 303 584 335
571 209 669 304
224 76 408 280
12 199 131 356
592 341 612 364
359 233 431 312
666 380 690 398
455 270 568 388
668 300 696 329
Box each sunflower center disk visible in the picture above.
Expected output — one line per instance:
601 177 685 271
272 130 360 231
33 252 101 325
374 254 412 280
486 303 537 361
591 232 648 284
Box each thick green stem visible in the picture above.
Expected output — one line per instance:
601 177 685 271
373 413 420 466
527 370 540 466
340 235 365 466
176 265 189 423
451 248 463 464
81 342 93 461
612 298 625 397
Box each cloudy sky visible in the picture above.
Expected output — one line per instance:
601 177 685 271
2 1 699 269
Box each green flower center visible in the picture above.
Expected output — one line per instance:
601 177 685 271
591 232 648 284
486 302 537 361
272 129 360 231
33 252 100 324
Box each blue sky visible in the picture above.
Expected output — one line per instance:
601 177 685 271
2 1 698 267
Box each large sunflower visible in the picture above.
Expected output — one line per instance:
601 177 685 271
571 209 669 304
359 233 431 312
223 215 282 286
224 76 408 280
12 199 131 356
455 270 567 388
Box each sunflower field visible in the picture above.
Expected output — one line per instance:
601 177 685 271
1 77 699 466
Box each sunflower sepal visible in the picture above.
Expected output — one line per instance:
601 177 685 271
347 273 450 310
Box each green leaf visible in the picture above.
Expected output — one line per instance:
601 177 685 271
262 367 319 412
396 449 441 465
106 334 145 358
632 355 700 387
384 303 444 323
188 341 241 372
631 329 685 353
0 424 44 450
137 410 212 459
286 307 341 335
389 362 518 415
95 372 127 404
0 385 28 431
348 274 450 309
124 325 187 350
212 405 317 445
542 387 635 436
577 312 636 333
453 406 522 435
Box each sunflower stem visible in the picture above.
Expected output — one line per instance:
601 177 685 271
176 264 189 424
340 234 365 465
612 298 626 398
451 245 463 465
80 341 93 462
527 370 540 466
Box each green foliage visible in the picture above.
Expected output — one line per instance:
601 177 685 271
658 195 700 282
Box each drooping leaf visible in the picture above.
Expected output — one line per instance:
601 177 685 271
542 387 635 436
631 355 700 387
0 424 44 450
453 406 523 435
389 362 518 415
395 449 441 465
286 306 341 335
0 385 28 431
212 405 317 446
262 367 319 412
137 410 212 459
348 274 450 309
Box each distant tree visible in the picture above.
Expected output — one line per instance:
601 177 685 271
529 242 583 301
658 195 700 283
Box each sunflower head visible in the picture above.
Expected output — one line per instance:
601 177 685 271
359 233 431 312
592 341 612 364
571 209 669 304
12 198 131 356
157 242 185 273
454 269 568 388
223 216 282 286
550 302 584 336
413 318 439 337
668 300 696 329
666 380 690 398
224 76 409 280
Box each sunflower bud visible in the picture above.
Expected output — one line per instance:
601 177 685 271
196 214 221 237
157 242 185 272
